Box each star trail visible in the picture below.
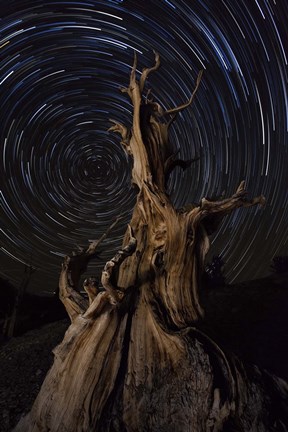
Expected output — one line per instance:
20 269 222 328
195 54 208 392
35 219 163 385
0 0 287 293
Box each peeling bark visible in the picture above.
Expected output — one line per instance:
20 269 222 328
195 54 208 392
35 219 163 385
14 52 288 432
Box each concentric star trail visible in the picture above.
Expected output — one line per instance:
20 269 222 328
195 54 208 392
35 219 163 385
0 0 287 292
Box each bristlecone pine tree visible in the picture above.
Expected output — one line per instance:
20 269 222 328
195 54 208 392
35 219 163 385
15 52 288 432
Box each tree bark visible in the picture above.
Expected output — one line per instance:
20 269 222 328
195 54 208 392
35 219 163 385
15 52 288 432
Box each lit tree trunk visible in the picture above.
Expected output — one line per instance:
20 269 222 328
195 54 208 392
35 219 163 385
15 53 288 432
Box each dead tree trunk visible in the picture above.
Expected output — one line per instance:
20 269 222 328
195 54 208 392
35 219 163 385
15 53 287 432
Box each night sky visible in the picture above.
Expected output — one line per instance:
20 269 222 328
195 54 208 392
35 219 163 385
0 0 287 294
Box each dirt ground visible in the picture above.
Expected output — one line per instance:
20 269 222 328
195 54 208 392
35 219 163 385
0 320 69 432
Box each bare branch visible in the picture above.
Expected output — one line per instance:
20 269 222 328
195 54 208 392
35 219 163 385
101 225 137 304
86 216 122 256
139 50 161 93
200 181 265 215
118 52 138 97
145 88 153 104
130 50 138 87
108 120 132 154
167 113 177 128
59 256 89 322
164 152 200 181
164 69 204 115
108 120 128 140
119 86 129 94
58 217 122 320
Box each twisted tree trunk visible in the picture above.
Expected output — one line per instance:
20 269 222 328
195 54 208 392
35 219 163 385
15 53 287 432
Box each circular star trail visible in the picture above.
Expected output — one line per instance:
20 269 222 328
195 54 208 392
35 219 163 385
0 0 287 292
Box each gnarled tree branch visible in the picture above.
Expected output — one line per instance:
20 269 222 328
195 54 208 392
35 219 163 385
139 50 161 93
164 69 204 115
108 120 132 155
101 225 137 304
164 151 200 183
200 181 265 215
59 217 122 321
